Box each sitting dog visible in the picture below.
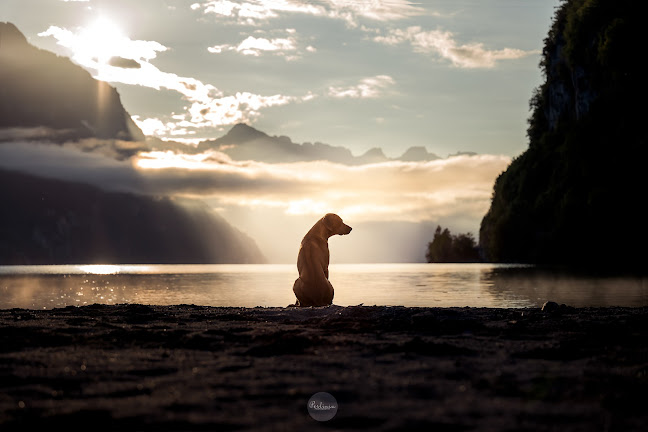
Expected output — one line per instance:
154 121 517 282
292 213 352 307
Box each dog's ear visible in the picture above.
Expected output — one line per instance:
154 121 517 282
322 213 338 231
322 214 334 231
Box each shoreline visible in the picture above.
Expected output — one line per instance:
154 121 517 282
1 304 647 430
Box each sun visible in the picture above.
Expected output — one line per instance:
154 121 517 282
77 17 125 65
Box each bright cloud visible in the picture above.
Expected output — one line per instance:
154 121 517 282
191 0 424 25
186 92 297 127
328 75 395 98
375 26 536 68
208 34 300 58
192 0 324 24
325 0 425 23
39 20 167 66
130 150 510 224
39 23 309 138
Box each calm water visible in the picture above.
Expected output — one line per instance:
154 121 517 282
0 264 646 310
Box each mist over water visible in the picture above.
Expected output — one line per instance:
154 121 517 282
1 264 645 310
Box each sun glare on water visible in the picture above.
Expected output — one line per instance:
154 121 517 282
78 265 121 275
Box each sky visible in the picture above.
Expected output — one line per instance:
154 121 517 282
1 0 561 263
2 0 559 157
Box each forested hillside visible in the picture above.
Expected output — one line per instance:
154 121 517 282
480 0 647 268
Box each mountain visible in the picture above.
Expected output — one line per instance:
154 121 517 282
192 123 441 165
0 168 265 264
0 22 145 144
400 146 442 162
0 22 265 264
479 0 647 269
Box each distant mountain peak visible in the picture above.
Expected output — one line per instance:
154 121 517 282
221 123 269 144
363 147 386 157
400 146 440 161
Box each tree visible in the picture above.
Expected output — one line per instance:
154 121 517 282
426 226 480 263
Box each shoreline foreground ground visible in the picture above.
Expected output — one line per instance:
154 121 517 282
0 304 646 430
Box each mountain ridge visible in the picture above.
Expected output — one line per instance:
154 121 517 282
0 22 266 264
0 167 265 264
0 21 145 144
165 123 444 165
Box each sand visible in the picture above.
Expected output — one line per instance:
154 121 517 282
0 303 646 431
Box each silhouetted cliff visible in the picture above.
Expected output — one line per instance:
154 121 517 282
480 0 647 268
0 168 265 264
0 22 144 142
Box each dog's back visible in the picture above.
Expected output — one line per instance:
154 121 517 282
292 214 351 307
293 234 334 306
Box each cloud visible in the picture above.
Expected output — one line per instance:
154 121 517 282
39 24 310 139
108 56 142 69
208 34 301 59
191 0 424 26
192 0 324 24
325 0 425 24
0 127 75 142
0 142 509 262
131 150 510 227
0 142 145 193
0 140 509 227
375 26 537 68
328 75 395 98
186 92 298 128
38 23 167 65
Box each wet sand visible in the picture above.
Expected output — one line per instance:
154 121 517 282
0 304 646 431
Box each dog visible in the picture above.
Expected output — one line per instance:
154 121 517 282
292 213 352 307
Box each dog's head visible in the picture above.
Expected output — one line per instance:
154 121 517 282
322 213 352 236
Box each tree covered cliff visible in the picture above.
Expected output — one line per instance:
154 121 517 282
479 0 647 268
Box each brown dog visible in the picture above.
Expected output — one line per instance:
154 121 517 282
292 213 352 307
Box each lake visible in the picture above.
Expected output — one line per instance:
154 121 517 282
0 263 646 310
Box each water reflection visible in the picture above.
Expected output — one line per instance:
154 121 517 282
0 267 299 309
0 264 645 309
482 266 648 308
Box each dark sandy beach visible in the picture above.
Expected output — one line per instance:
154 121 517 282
0 304 646 431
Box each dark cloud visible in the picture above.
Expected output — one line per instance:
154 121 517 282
0 127 76 142
0 142 145 194
108 56 142 69
0 142 304 198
